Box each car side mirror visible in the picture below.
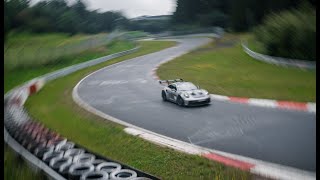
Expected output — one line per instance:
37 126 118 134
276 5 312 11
197 85 200 89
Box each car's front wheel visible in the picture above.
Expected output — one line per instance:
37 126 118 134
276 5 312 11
162 91 167 101
177 96 185 107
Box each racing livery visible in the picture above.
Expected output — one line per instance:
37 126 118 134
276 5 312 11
159 79 211 106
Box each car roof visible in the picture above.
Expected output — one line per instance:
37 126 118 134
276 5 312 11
172 82 193 86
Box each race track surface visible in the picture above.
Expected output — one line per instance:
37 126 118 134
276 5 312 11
76 38 316 172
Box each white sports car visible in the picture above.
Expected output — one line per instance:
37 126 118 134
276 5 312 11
159 79 211 106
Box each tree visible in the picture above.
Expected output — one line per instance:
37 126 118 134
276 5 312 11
4 0 30 30
172 0 316 32
254 2 316 60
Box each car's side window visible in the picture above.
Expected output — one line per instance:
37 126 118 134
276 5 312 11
172 85 177 91
168 84 176 90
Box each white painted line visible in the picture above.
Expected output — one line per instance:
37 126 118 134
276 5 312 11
210 94 230 101
125 128 206 155
137 38 155 41
248 98 277 108
251 164 316 180
307 103 316 113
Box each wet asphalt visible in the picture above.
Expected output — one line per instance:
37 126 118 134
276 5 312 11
76 38 316 172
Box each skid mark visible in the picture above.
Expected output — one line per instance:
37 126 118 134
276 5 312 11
191 126 245 145
86 78 148 87
188 115 258 145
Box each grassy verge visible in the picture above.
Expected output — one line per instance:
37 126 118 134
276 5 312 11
4 39 135 93
4 33 133 179
124 31 150 39
24 40 251 179
246 35 266 54
157 33 315 102
4 145 46 180
4 32 110 70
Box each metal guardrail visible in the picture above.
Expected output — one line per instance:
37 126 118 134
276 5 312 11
40 46 140 82
241 41 316 70
154 33 220 40
152 27 224 39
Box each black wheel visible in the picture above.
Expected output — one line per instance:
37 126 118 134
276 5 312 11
162 91 167 101
177 96 184 106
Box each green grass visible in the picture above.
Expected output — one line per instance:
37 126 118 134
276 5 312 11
4 145 46 180
246 35 266 54
4 39 135 93
4 33 135 179
4 31 110 70
124 31 150 39
24 40 251 179
157 33 315 102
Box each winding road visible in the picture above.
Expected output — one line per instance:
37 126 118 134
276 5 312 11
75 37 316 172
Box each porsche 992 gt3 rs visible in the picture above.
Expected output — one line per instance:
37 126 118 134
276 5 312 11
159 79 211 106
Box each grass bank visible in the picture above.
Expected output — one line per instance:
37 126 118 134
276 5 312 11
157 33 315 102
4 32 134 179
4 145 46 180
4 39 135 93
246 35 266 54
4 32 112 70
25 40 251 179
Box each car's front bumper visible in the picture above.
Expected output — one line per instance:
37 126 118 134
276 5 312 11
183 96 211 106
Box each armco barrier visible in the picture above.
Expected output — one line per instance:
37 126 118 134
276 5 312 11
40 46 140 82
241 41 316 70
4 45 160 180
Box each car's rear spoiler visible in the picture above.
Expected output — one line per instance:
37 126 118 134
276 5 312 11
159 79 184 85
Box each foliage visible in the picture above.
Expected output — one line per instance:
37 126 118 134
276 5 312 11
253 2 316 61
4 0 128 36
172 0 316 32
127 19 170 33
197 11 228 28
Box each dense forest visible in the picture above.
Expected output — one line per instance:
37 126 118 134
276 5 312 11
4 0 129 38
4 0 316 36
172 0 316 31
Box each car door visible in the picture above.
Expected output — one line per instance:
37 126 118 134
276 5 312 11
171 85 179 101
167 84 177 101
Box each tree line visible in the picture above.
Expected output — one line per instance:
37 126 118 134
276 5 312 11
4 0 316 36
4 0 128 38
172 0 316 31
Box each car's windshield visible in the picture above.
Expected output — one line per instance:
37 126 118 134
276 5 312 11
177 82 198 91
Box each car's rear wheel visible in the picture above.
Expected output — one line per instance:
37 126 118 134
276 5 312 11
177 96 184 106
161 91 167 101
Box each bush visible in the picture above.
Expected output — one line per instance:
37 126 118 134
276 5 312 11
254 2 316 61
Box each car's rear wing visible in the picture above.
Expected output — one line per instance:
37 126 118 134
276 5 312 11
159 79 184 85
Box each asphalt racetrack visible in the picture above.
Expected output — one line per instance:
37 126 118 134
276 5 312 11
76 38 316 172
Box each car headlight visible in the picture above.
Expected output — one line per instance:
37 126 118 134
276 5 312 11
203 90 209 95
183 92 189 98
